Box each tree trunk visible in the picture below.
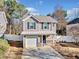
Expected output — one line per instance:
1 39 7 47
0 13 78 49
10 25 11 34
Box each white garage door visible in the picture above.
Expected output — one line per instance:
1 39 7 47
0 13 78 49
24 37 37 48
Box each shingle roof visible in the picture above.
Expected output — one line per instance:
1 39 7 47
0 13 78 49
33 16 57 23
22 15 57 23
68 18 79 24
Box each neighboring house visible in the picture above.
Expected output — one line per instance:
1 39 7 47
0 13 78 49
67 18 79 36
68 18 79 24
67 23 79 36
21 15 57 48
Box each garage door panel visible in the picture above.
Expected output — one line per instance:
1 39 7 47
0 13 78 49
24 37 37 48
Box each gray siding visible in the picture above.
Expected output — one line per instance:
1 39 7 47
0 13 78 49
23 17 57 35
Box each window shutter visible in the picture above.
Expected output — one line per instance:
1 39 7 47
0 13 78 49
47 23 49 29
34 23 36 29
42 23 43 29
27 22 29 29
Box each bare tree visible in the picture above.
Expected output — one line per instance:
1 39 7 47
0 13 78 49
52 6 67 35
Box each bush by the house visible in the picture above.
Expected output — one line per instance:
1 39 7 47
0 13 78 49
0 38 10 58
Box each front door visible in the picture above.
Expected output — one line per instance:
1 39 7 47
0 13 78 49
43 35 46 44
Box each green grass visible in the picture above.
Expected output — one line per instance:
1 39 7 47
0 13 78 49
0 38 10 59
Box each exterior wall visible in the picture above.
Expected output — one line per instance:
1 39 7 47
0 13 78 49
52 23 56 34
23 17 57 35
23 34 56 48
37 35 42 43
22 17 57 48
23 18 37 31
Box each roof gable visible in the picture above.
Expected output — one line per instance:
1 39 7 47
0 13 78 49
22 15 39 22
22 15 57 23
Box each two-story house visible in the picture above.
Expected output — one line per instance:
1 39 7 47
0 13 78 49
21 15 57 48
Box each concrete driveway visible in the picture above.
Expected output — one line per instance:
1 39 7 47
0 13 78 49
22 46 65 59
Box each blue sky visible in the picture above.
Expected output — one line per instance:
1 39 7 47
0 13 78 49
18 0 79 15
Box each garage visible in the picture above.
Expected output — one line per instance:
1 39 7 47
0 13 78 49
23 36 38 48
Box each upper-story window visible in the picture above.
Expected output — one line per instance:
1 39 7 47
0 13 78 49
27 22 36 29
42 22 49 29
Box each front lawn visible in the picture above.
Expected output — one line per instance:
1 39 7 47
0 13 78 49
0 38 10 59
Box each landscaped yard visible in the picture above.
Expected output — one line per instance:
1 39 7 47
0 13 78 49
51 42 79 59
5 47 23 59
1 38 79 59
0 38 10 59
0 49 4 59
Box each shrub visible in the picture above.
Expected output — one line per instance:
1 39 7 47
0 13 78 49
0 38 10 59
0 38 10 51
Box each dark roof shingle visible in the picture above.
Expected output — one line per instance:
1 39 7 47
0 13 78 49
68 18 79 24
